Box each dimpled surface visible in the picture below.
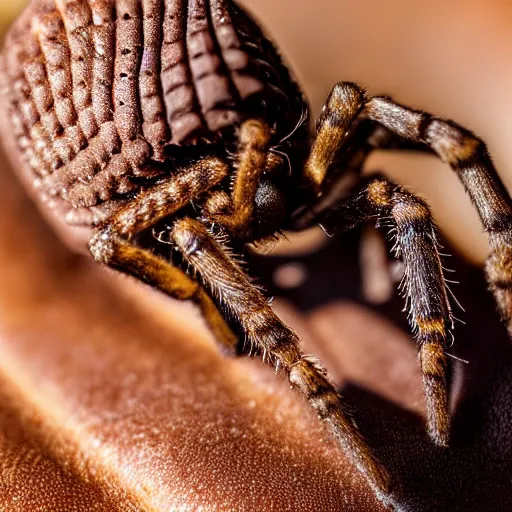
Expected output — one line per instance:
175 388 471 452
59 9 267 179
1 0 303 218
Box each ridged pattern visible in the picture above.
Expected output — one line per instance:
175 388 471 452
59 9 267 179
1 0 302 212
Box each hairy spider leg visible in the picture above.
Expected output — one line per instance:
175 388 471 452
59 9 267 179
295 81 512 446
89 146 392 500
321 176 453 446
170 217 391 500
362 95 512 332
89 157 238 352
206 119 272 238
295 83 431 230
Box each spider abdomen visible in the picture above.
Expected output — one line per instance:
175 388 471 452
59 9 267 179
2 0 304 218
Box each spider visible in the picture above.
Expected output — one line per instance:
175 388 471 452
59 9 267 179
2 0 512 505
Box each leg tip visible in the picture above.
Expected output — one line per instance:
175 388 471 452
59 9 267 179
420 343 451 448
425 391 451 448
428 424 450 448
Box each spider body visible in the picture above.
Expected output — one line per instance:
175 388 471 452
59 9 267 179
3 0 307 227
3 0 512 507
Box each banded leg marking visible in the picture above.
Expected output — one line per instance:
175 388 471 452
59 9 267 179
89 157 237 351
321 176 453 445
171 217 391 498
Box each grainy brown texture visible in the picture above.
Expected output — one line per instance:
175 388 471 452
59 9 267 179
0 146 384 510
1 0 305 220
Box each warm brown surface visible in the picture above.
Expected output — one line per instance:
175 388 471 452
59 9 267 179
0 145 389 510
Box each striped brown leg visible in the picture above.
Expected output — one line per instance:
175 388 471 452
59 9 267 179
300 81 512 339
295 82 428 230
170 217 391 500
361 95 512 335
89 157 237 352
321 176 453 446
205 119 272 238
302 82 367 193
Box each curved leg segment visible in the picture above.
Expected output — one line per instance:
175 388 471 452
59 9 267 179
321 176 453 445
207 119 271 237
89 157 238 352
302 82 366 192
170 217 391 499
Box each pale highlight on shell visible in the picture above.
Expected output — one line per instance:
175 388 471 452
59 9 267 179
1 0 303 218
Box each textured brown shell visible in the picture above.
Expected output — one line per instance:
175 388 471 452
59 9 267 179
1 0 305 220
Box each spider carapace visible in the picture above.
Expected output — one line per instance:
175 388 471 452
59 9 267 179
3 0 512 504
